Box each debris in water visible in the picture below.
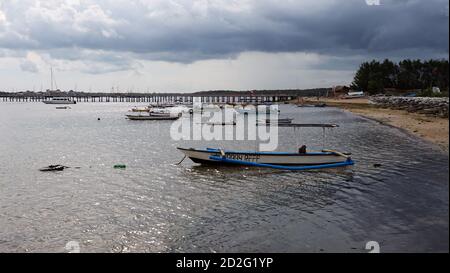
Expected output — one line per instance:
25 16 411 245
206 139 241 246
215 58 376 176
39 165 69 172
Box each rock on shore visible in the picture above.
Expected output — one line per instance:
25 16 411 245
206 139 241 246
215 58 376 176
369 96 449 118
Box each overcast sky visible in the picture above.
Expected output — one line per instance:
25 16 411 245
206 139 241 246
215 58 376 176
0 0 448 92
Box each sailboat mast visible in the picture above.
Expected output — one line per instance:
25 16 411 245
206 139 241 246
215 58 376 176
50 67 54 91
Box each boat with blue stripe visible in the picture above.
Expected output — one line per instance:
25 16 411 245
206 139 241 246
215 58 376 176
177 147 354 169
176 123 355 171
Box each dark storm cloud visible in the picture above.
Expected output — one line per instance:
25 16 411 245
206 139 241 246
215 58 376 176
0 0 448 67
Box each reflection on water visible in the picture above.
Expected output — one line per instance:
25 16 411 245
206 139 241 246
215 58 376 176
0 103 448 252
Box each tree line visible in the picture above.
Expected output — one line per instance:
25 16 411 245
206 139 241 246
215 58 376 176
351 59 449 95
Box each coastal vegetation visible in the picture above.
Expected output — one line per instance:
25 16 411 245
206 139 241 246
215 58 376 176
351 59 449 96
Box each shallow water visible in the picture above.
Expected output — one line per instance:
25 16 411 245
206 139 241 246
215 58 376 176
0 103 448 252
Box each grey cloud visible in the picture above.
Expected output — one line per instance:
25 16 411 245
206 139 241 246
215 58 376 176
0 0 448 72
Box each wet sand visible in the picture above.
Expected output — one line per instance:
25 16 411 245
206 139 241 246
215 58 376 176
295 98 449 152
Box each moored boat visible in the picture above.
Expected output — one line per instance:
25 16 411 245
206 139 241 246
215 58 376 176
206 121 236 126
259 118 293 125
42 68 76 104
177 147 352 166
43 97 76 104
126 111 181 120
176 123 354 170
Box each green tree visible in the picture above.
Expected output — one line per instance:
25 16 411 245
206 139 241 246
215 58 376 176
352 58 449 94
380 59 398 88
351 62 371 91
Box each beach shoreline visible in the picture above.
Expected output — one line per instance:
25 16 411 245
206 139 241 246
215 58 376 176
295 98 449 152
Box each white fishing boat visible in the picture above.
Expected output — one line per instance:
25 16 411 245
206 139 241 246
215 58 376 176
43 97 76 104
176 124 354 170
126 110 181 120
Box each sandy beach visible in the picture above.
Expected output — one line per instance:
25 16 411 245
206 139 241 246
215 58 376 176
296 97 449 152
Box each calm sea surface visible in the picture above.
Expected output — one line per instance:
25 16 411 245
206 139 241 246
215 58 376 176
0 103 448 252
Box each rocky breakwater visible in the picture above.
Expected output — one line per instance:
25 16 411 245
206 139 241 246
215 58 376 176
370 96 449 118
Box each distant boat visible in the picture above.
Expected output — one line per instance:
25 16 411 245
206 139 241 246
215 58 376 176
43 97 76 104
343 91 365 99
206 121 236 126
126 110 181 120
258 118 293 125
43 67 76 104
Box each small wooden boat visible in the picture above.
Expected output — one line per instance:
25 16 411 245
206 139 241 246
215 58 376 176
177 147 352 167
56 106 71 110
176 123 354 170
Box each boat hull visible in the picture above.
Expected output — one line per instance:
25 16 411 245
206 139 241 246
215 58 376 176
177 148 350 166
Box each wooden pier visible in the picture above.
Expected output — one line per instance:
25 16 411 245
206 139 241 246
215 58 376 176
0 88 329 104
0 94 296 104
